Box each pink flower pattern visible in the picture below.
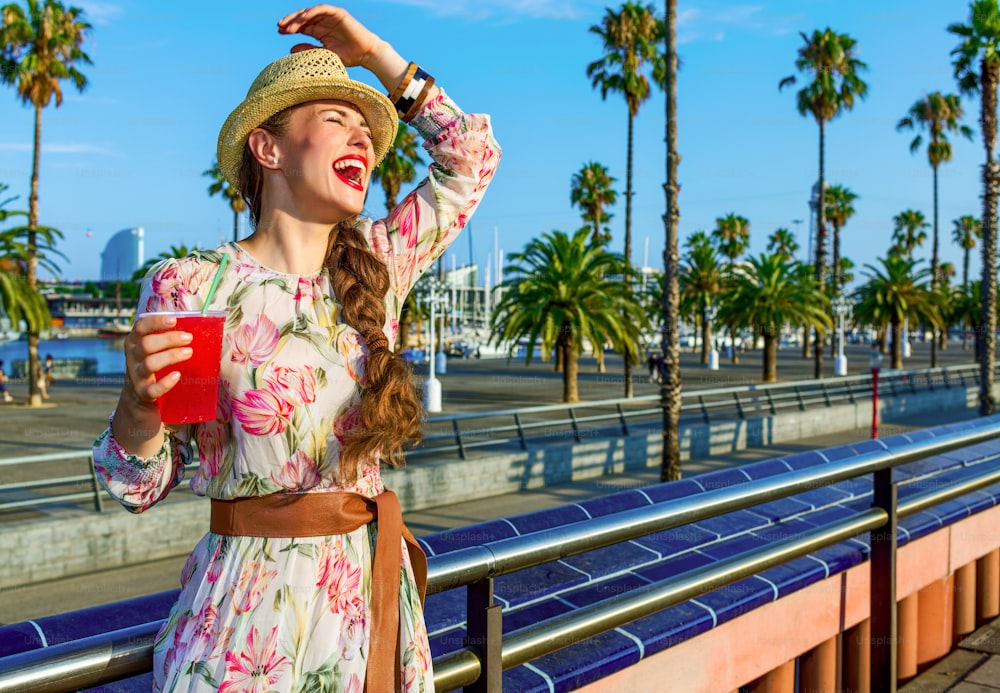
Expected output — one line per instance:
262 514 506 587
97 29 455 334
228 315 279 367
93 91 498 691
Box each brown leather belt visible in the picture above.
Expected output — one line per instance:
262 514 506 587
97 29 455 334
210 490 428 693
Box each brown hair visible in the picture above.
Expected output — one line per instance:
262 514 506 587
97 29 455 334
238 106 423 483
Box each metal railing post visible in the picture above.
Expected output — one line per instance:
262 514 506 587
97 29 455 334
616 403 629 436
821 382 832 407
452 419 468 460
698 395 710 423
733 392 744 419
794 386 806 410
464 578 502 692
870 467 898 692
513 413 527 450
88 455 104 513
568 409 581 442
766 389 776 415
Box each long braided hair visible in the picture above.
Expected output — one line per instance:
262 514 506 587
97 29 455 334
238 106 423 482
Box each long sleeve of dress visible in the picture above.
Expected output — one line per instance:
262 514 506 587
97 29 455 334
367 89 501 321
91 265 205 513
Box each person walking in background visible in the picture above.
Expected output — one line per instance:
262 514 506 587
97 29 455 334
91 5 500 691
44 354 54 388
35 363 48 400
0 361 12 402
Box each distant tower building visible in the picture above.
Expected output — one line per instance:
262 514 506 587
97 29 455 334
100 227 144 281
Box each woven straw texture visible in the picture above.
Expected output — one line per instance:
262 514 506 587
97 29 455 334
217 50 397 191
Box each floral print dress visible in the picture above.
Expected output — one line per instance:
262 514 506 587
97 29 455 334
92 91 500 692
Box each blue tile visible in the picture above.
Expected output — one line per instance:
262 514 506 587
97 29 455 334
636 552 715 583
791 485 853 509
694 576 776 621
692 509 771 540
799 505 863 529
576 489 651 518
82 673 154 692
634 524 717 558
941 447 993 465
922 499 972 526
558 574 652 608
900 428 934 443
503 597 576 632
784 448 840 469
421 520 518 554
495 562 588 608
30 590 178 649
618 600 716 656
810 541 867 574
850 439 888 455
560 542 659 581
506 504 591 535
424 589 468 633
697 532 766 561
751 496 814 521
428 625 466 658
898 455 964 478
643 479 705 503
501 665 553 693
694 468 752 492
0 622 46 657
809 447 853 464
741 458 793 480
899 510 943 543
758 555 831 596
832 476 872 498
528 629 640 692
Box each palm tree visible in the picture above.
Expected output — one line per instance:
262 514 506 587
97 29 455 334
718 253 830 382
854 255 940 369
490 228 646 403
950 0 1000 415
767 228 799 261
588 1 665 398
891 209 930 257
570 161 618 244
953 215 982 289
897 91 973 366
679 235 722 364
204 161 247 243
372 126 424 212
953 280 984 357
824 184 858 296
371 127 424 352
1 0 91 406
711 212 750 363
780 28 868 379
0 185 51 361
661 0 681 481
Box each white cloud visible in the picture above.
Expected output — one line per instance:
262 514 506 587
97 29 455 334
76 1 124 25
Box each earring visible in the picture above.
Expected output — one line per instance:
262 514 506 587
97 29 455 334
272 157 278 165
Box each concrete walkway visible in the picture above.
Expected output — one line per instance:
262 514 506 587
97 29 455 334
902 616 1000 692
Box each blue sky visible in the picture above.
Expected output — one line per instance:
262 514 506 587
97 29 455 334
0 0 988 288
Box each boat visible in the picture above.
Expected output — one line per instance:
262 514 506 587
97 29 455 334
97 323 131 338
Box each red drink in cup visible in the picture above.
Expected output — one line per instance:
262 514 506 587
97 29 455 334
140 311 226 424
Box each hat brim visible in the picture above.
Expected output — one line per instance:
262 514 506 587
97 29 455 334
217 75 397 193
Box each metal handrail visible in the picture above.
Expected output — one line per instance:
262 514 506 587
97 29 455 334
2 419 999 692
0 364 985 514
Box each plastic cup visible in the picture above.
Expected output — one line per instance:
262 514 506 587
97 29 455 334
138 311 226 424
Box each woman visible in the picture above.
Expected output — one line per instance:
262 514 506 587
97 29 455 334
0 360 11 402
92 5 500 691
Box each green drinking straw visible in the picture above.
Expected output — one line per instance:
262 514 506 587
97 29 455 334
201 253 230 314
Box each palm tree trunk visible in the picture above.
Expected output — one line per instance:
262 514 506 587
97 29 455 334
802 324 809 358
814 119 827 380
980 60 999 417
700 312 710 365
931 164 940 367
26 105 43 407
661 0 682 482
564 342 579 403
397 307 411 353
623 111 635 399
892 318 903 370
763 334 778 383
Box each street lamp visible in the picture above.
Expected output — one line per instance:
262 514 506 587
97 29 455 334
705 302 719 371
833 295 851 377
420 280 449 413
870 344 883 439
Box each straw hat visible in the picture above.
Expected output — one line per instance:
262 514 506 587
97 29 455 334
217 49 398 192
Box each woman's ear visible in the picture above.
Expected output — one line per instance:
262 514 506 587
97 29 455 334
247 129 281 170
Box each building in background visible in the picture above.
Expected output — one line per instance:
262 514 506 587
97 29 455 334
100 227 144 281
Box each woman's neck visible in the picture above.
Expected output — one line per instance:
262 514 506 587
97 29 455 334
239 213 334 275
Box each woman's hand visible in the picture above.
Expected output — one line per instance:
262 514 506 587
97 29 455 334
122 314 193 408
277 5 384 70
